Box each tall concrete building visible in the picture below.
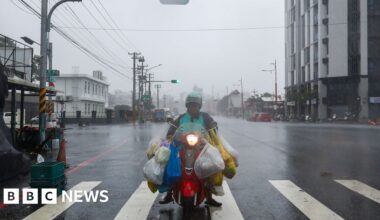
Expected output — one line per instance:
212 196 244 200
285 0 380 121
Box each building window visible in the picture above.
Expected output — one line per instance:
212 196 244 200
314 63 319 80
314 43 319 63
302 66 306 83
305 47 310 64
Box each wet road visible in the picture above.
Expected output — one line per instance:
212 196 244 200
1 117 380 220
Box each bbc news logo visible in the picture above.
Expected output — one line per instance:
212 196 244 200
3 188 109 205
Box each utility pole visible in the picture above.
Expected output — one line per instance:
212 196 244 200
48 42 53 122
273 59 278 103
129 52 140 121
138 56 145 122
39 0 48 144
39 0 81 144
240 76 245 119
226 87 229 117
155 84 161 108
148 73 153 110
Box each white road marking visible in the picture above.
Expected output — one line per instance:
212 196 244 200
269 180 344 220
210 181 244 220
335 180 380 204
113 181 158 220
23 181 101 220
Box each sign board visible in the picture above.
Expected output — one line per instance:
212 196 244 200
311 98 317 105
287 101 296 106
47 69 60 77
47 75 55 83
369 97 380 104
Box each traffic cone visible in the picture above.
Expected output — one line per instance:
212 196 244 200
57 138 68 167
368 120 377 126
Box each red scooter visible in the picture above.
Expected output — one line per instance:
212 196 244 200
172 132 210 219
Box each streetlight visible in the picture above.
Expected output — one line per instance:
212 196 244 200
21 36 40 46
38 0 81 144
262 59 278 102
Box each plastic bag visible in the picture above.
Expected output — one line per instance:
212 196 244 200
219 135 239 166
194 143 225 179
223 158 237 179
155 147 171 164
211 185 225 196
209 172 224 186
143 158 165 185
165 144 181 184
146 137 162 159
147 181 158 193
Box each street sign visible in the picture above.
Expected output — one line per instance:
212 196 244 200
143 95 151 101
47 69 60 77
171 79 180 84
47 75 55 83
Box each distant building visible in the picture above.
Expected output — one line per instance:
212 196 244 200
108 90 132 108
55 71 109 118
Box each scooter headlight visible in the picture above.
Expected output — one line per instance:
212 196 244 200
186 134 199 147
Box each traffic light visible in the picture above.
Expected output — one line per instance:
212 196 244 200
171 80 180 84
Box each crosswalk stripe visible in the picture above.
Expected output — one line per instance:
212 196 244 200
269 180 343 220
335 180 380 204
113 181 158 220
210 181 244 220
23 181 101 220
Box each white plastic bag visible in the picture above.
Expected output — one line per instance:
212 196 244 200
155 147 171 164
146 137 162 159
143 158 165 185
219 135 239 166
194 143 225 179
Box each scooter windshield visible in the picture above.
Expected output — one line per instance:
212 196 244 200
175 122 207 141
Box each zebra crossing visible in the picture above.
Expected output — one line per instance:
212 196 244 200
21 179 380 220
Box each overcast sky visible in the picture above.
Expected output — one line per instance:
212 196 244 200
1 0 285 99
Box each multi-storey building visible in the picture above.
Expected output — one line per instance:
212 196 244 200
285 0 380 121
55 71 109 118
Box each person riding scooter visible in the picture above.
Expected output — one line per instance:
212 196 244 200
159 92 222 207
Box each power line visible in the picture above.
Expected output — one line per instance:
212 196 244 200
10 0 34 15
81 2 132 54
29 0 130 71
61 4 130 68
17 0 132 81
95 0 140 52
54 21 368 32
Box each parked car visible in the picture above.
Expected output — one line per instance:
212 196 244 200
3 112 12 125
249 112 272 122
30 114 59 124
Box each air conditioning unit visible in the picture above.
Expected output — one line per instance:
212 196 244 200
65 96 74 102
56 96 64 101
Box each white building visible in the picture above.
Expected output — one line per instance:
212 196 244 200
285 0 380 121
55 71 109 118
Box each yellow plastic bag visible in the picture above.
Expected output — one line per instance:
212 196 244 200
207 129 237 179
223 158 237 179
208 172 224 186
147 181 158 193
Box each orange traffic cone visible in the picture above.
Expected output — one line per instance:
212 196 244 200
57 138 68 167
